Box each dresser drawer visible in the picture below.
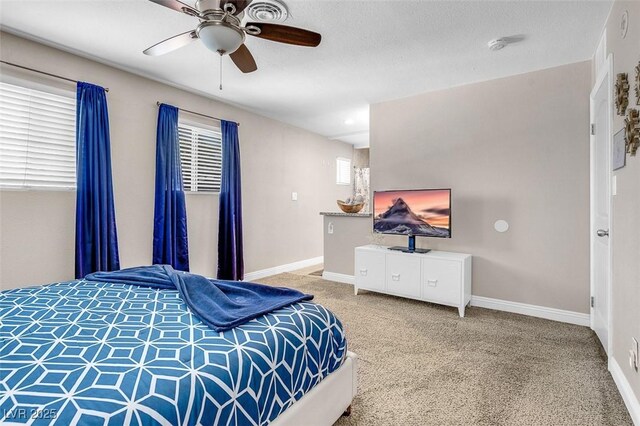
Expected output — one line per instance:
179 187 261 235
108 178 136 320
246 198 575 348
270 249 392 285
386 254 421 298
421 258 462 305
355 249 386 291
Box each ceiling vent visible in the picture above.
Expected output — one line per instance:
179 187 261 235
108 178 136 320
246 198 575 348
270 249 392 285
246 0 289 23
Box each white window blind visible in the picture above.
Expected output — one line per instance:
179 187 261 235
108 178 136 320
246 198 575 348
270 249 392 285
178 121 222 193
336 157 351 185
0 81 76 190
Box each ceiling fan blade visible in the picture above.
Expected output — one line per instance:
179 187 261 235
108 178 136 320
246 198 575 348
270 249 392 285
143 30 198 56
229 44 257 73
148 0 200 17
245 23 321 47
223 0 252 15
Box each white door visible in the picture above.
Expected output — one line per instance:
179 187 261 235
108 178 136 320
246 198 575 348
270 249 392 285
590 55 612 354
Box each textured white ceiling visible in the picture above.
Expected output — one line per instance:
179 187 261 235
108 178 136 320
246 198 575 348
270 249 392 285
0 0 612 147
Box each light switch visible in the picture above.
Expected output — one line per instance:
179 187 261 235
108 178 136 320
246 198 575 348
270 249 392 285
612 175 617 196
291 192 298 201
328 222 334 234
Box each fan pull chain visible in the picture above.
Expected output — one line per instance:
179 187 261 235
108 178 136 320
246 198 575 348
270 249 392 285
219 53 223 91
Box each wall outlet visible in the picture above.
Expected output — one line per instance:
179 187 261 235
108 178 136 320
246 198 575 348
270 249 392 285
291 192 298 201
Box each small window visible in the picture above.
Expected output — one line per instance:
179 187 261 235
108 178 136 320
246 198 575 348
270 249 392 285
178 121 222 193
336 157 351 185
0 81 76 190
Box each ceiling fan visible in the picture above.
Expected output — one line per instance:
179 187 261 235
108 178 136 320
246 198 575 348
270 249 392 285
143 0 322 74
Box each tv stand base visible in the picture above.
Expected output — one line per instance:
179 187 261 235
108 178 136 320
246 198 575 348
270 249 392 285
386 235 431 253
388 246 431 254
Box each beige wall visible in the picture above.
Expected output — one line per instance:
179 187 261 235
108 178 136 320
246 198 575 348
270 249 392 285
353 148 370 168
322 215 372 276
0 31 352 289
371 61 592 314
323 148 371 276
603 0 640 408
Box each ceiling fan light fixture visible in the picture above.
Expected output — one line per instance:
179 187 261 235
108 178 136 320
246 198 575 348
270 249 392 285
197 22 245 55
144 0 322 73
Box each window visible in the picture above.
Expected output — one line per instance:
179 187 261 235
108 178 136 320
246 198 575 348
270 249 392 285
336 157 351 185
178 121 222 193
0 81 76 189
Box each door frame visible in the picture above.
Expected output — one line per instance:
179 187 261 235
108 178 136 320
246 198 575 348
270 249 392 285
589 53 613 355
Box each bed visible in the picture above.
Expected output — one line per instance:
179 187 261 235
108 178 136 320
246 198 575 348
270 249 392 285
0 278 357 425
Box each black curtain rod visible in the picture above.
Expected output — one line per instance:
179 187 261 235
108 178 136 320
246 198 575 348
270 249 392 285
156 101 239 126
0 60 110 92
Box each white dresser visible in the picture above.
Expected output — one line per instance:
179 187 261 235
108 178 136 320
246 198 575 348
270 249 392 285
354 245 472 317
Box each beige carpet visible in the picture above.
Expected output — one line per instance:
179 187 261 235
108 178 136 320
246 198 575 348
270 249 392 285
257 273 632 426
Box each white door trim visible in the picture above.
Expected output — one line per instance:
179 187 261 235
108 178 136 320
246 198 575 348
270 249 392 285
589 53 613 355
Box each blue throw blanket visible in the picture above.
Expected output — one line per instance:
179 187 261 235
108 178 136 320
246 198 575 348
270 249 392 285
85 265 313 332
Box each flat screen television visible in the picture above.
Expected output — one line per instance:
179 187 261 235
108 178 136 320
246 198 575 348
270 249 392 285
373 189 451 253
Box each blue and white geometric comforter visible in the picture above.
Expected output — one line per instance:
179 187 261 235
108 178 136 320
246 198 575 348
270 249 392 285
0 280 347 425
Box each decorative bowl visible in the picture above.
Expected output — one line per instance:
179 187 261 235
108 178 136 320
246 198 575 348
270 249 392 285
337 200 364 214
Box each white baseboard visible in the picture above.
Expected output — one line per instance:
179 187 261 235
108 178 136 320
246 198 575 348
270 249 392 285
610 357 640 425
470 295 590 327
244 256 323 282
321 271 355 285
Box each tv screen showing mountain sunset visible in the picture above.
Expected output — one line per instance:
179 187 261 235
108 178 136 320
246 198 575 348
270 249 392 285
373 189 451 238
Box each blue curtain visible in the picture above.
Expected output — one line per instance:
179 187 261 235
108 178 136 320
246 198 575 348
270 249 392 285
153 104 190 271
75 82 120 278
217 120 243 280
